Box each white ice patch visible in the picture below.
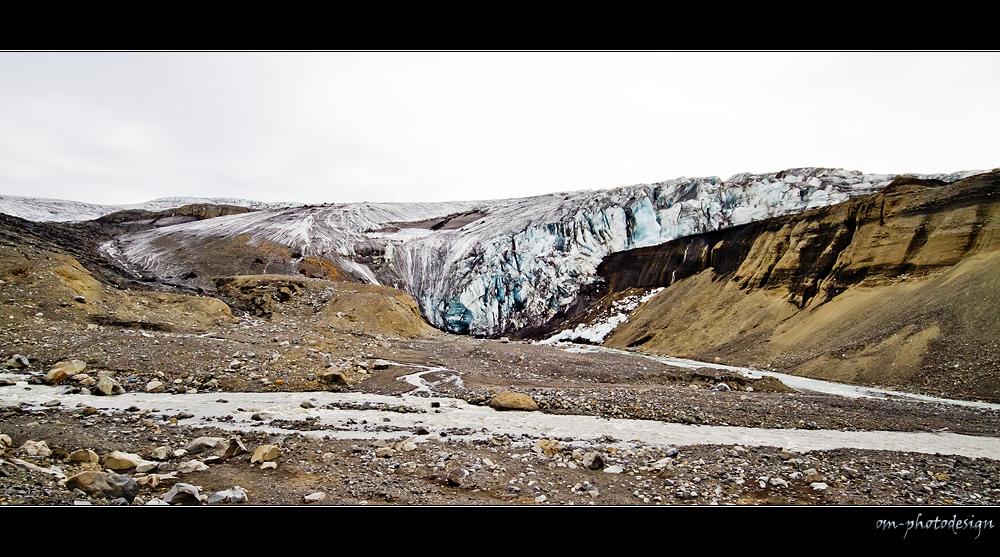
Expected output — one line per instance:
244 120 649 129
541 288 664 345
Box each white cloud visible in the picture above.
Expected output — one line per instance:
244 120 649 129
1 52 997 205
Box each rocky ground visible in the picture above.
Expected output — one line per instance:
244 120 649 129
2 247 1000 509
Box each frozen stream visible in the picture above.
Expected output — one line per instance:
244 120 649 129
2 364 1000 461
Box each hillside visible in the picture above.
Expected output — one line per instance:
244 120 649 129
580 171 1000 402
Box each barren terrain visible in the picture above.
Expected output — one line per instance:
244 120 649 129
2 250 999 508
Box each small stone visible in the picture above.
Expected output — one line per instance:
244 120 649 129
207 486 248 504
304 492 326 503
4 355 29 369
251 445 281 463
534 439 562 456
582 452 605 470
810 482 829 491
145 380 166 393
446 466 467 486
20 440 52 457
163 483 202 505
94 375 124 396
178 460 209 473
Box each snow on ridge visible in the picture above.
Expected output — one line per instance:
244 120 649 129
0 194 301 223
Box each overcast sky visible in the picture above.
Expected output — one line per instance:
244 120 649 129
1 51 997 206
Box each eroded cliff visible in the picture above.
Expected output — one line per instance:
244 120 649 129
593 171 1000 402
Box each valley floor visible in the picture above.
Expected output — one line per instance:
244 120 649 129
2 309 1000 507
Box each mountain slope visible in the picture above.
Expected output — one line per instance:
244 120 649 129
96 168 986 336
586 171 1000 402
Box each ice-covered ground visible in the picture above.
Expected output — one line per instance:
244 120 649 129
0 195 300 223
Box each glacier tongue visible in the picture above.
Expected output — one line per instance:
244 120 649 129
94 167 988 336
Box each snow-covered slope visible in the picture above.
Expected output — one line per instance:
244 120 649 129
0 195 300 222
98 167 989 336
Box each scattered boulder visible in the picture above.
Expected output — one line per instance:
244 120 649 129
20 440 51 457
533 439 562 456
67 448 99 464
488 392 539 411
103 451 143 470
304 492 326 503
582 452 605 470
208 486 248 504
446 465 467 486
94 375 124 396
163 483 202 505
65 471 139 500
145 380 166 393
184 436 247 458
251 444 281 464
178 460 209 473
4 355 29 369
319 369 350 385
44 360 86 385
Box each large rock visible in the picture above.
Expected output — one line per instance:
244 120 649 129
44 360 86 384
94 375 124 396
104 450 143 470
319 369 350 385
146 380 166 393
488 392 539 411
68 448 99 464
65 471 139 500
163 483 202 505
533 439 562 456
582 452 605 470
20 440 51 457
208 486 249 504
4 355 29 369
251 445 281 464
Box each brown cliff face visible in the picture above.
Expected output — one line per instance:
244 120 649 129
595 170 1000 402
96 203 254 225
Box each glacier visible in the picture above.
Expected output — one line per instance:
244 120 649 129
4 167 989 337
